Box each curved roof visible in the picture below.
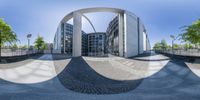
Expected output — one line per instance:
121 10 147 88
61 7 125 23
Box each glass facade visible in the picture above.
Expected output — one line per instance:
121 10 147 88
106 16 119 56
62 23 88 56
88 33 106 56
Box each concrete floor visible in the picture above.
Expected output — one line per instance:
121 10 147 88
0 52 200 100
0 55 56 83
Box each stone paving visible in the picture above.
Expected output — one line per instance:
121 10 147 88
0 52 200 100
0 54 57 83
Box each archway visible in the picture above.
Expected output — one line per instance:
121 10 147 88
54 7 150 58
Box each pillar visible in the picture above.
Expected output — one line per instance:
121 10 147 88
118 13 124 57
72 12 82 57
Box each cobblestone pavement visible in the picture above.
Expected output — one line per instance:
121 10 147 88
0 52 200 100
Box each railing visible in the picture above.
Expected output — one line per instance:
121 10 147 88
1 48 39 57
155 49 200 57
0 48 63 57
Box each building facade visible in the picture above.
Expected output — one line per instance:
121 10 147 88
53 23 88 56
88 32 106 56
106 13 151 57
106 16 119 56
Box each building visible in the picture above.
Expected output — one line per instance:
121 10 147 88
54 7 151 57
53 23 88 56
87 32 106 56
106 13 151 57
106 16 119 56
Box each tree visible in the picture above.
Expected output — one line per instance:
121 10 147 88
0 18 17 57
180 19 200 48
41 43 47 50
34 36 45 51
153 42 162 50
172 44 179 50
184 43 193 50
12 43 18 49
161 39 168 50
153 39 170 50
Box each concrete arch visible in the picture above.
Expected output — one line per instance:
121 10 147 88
60 7 125 23
55 7 150 57
82 14 96 33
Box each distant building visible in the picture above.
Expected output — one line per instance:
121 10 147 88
45 43 53 50
87 32 106 56
53 23 88 56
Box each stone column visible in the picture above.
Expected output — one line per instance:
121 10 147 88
72 12 82 57
118 13 124 57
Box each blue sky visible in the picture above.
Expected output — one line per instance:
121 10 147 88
0 0 200 47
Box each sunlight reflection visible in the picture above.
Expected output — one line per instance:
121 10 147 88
0 54 71 84
185 59 200 77
84 54 169 81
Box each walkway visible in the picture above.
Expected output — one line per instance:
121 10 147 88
0 55 56 83
0 53 199 100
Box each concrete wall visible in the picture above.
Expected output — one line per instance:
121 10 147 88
143 32 147 51
146 36 151 50
124 11 139 57
123 11 150 57
139 20 145 54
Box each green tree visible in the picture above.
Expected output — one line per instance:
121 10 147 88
161 39 168 50
184 43 193 50
0 18 17 56
180 19 200 47
172 44 179 50
166 45 171 50
41 43 47 50
153 40 170 50
153 42 162 50
34 36 45 51
12 43 18 49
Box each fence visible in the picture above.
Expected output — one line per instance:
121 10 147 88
1 48 39 57
0 48 62 57
156 49 200 57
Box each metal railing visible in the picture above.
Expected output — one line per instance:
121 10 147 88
1 48 39 57
156 49 200 57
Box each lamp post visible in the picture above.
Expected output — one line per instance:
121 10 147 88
170 35 175 55
0 30 1 57
170 35 180 56
27 34 32 56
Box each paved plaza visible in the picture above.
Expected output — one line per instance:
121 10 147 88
0 52 200 100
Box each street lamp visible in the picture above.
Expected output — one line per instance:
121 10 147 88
0 30 1 57
27 34 32 56
170 35 175 53
27 34 32 49
170 35 180 55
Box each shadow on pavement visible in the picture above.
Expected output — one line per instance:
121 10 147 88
57 57 143 94
138 59 200 90
0 53 200 100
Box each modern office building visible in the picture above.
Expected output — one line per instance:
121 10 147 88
87 32 106 56
106 16 119 56
53 7 151 57
53 23 88 56
106 14 150 57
